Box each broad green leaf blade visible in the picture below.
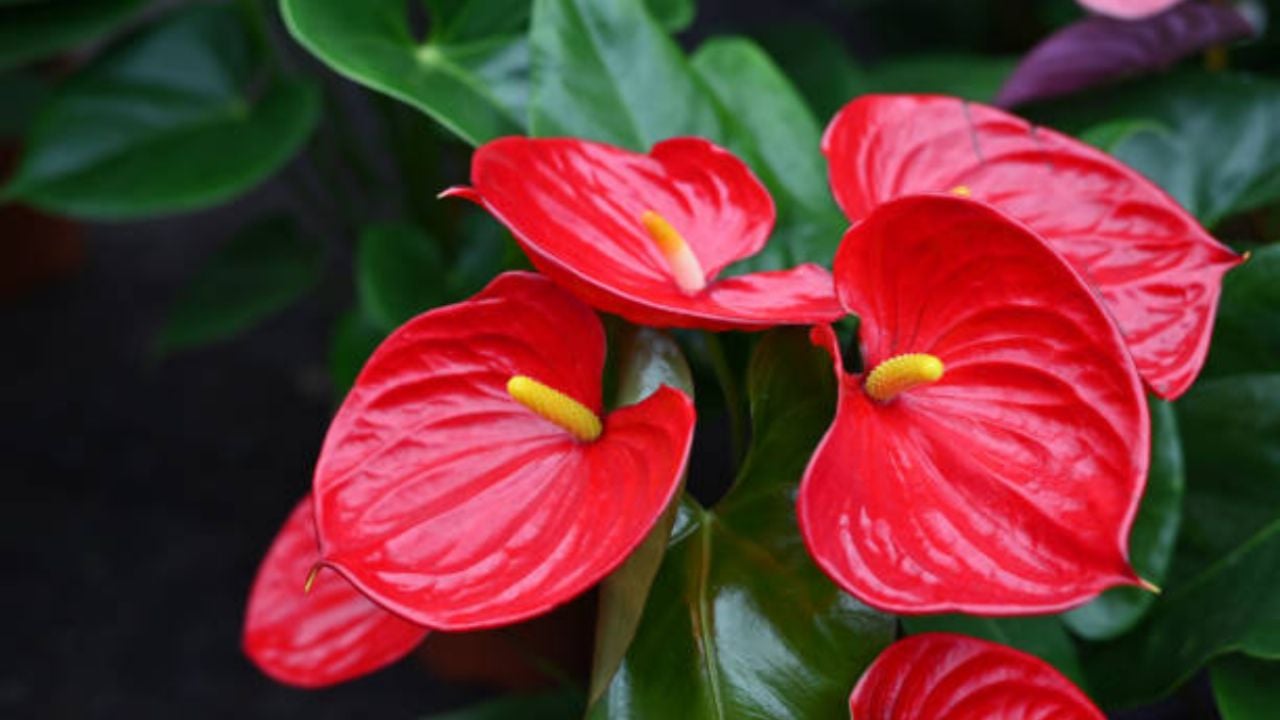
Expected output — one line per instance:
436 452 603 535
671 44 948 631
900 614 1085 687
528 0 721 149
425 0 530 43
691 37 845 270
158 217 324 354
0 71 49 137
425 690 584 720
644 0 694 32
1075 374 1280 708
1063 398 1184 640
590 326 693 704
1212 655 1280 720
0 0 143 71
1034 72 1280 226
356 223 446 332
756 26 863 121
1202 246 1280 379
3 5 320 219
590 329 894 719
281 0 526 145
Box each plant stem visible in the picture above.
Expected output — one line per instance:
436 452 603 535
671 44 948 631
702 332 745 466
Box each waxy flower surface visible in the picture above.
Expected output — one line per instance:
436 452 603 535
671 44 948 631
800 195 1148 614
823 94 1242 399
243 496 427 688
1078 0 1182 19
444 137 841 330
850 633 1105 719
311 272 695 630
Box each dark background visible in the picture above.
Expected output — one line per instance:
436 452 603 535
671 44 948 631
0 0 1225 717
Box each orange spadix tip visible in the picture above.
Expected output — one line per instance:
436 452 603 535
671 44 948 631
640 210 707 293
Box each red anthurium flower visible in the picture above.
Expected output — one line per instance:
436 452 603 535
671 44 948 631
311 271 695 630
1078 0 1182 20
442 137 841 331
850 633 1105 719
800 195 1149 615
823 94 1243 399
243 495 428 688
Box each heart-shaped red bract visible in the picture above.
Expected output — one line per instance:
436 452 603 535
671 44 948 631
312 272 696 631
1078 0 1181 20
800 195 1147 614
822 94 1242 399
242 496 427 688
850 633 1105 719
445 137 841 330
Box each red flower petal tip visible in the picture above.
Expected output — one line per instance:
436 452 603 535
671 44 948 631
312 272 696 630
450 136 841 330
800 195 1148 615
823 94 1243 399
242 496 427 688
850 633 1105 719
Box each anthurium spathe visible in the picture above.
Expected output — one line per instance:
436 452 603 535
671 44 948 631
311 271 695 630
822 94 1243 399
849 633 1105 719
442 137 841 330
242 496 428 688
800 195 1149 614
1078 0 1182 20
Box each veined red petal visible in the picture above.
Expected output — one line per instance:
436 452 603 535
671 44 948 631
312 272 696 630
849 633 1105 719
1078 0 1182 20
452 136 841 330
242 496 427 688
823 94 1242 399
800 196 1148 614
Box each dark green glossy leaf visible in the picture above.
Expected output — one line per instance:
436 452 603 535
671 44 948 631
644 0 694 32
356 223 446 332
1064 398 1184 640
590 326 693 704
1104 125 1198 211
901 614 1085 686
756 26 862 121
528 0 721 149
328 307 385 397
281 0 526 145
424 690 584 720
0 0 143 71
0 71 48 137
1212 655 1280 720
157 217 323 354
1074 374 1280 708
691 37 845 271
1202 245 1280 379
589 329 894 719
1033 72 1280 226
2 5 320 219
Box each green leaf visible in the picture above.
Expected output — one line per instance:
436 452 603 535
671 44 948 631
860 54 1016 102
424 690 584 720
1063 398 1185 640
756 26 863 121
157 217 324 354
1202 245 1280 379
590 326 693 704
328 307 385 397
691 37 845 270
0 0 143 71
1104 125 1198 211
356 223 446 332
281 0 527 145
0 70 49 137
3 5 320 219
1212 655 1280 720
1074 374 1280 708
1034 72 1280 226
589 329 894 719
529 0 721 149
644 0 694 32
901 614 1085 686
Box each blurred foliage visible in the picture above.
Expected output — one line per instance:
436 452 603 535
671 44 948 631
3 0 1279 717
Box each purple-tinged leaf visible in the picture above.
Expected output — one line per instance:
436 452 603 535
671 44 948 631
996 2 1253 109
